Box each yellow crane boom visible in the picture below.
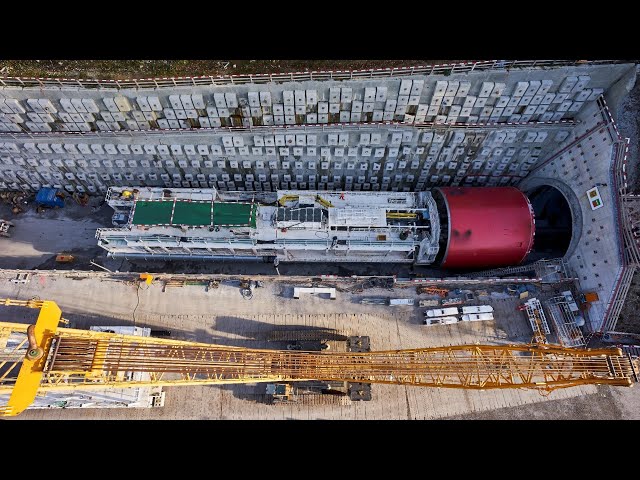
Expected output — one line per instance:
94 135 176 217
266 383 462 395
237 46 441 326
0 299 637 417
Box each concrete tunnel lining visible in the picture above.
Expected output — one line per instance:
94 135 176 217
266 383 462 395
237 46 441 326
518 177 582 261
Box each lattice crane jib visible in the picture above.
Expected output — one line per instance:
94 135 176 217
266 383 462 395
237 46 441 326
0 299 638 417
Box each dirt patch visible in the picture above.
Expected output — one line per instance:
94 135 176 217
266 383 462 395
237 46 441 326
450 385 624 420
0 60 450 80
614 270 640 334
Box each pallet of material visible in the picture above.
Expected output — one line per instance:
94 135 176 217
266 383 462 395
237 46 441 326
461 313 494 322
423 316 458 326
424 307 459 318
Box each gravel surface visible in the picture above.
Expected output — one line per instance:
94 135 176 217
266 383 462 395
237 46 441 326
0 60 449 80
449 385 639 420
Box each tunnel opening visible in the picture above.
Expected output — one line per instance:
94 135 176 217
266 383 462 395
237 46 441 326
527 185 573 261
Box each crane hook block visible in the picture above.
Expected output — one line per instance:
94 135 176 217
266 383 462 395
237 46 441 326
25 324 44 361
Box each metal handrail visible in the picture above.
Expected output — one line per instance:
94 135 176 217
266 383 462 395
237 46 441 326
0 60 626 90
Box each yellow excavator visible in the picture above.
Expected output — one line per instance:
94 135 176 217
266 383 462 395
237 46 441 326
278 194 334 208
278 194 299 206
314 195 334 208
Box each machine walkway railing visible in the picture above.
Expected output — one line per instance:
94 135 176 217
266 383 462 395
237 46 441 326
599 94 637 333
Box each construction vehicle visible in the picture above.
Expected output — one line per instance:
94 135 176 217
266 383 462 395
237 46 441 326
265 381 349 405
278 193 334 209
262 329 349 342
0 219 14 238
266 383 294 402
0 299 638 417
278 194 299 206
35 187 65 210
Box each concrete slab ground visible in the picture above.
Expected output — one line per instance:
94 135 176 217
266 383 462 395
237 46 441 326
1 271 628 420
0 198 111 270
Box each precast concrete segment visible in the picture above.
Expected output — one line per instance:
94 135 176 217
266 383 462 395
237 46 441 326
0 63 633 197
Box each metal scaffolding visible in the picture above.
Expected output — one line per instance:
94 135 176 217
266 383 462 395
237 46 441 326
546 296 586 348
523 298 552 344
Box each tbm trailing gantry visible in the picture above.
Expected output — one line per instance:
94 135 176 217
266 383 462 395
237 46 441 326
0 299 638 416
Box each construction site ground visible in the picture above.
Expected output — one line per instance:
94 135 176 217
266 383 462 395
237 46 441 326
1 271 638 420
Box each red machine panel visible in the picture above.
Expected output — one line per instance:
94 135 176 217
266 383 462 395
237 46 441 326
437 187 535 269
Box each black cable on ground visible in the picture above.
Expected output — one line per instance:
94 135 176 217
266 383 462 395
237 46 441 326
132 282 150 324
132 284 141 325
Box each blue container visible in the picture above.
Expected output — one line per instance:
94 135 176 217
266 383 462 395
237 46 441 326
35 187 64 208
